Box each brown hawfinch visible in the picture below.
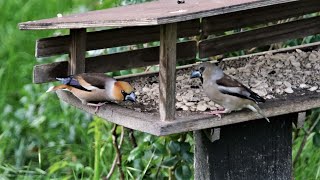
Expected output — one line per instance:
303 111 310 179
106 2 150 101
191 62 269 122
47 73 136 112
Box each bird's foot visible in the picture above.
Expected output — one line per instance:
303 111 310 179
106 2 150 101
204 109 228 118
87 102 107 113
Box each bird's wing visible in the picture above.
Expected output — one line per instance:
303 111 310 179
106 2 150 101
216 74 265 103
56 76 89 91
76 73 114 90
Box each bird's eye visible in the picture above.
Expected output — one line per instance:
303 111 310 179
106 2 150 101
200 67 205 72
121 90 125 94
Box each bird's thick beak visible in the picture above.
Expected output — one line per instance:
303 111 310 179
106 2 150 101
190 70 202 78
125 92 136 102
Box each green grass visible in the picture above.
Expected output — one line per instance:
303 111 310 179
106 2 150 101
0 0 319 179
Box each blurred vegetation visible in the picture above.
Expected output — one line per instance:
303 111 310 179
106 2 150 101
0 0 319 179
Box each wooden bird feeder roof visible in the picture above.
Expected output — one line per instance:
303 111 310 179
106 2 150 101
19 0 296 30
19 0 320 136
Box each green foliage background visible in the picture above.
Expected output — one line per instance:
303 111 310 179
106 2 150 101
0 0 319 179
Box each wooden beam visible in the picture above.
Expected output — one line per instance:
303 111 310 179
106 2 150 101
194 115 294 179
199 16 320 58
33 41 196 83
69 29 86 74
36 20 199 58
159 23 177 121
202 0 320 35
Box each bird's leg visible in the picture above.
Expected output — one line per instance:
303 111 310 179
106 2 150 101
204 109 229 118
86 102 107 113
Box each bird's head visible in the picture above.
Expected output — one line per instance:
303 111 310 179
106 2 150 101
113 81 136 102
191 62 221 82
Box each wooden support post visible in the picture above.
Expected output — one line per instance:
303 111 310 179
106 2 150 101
194 114 296 180
159 23 177 121
69 29 86 75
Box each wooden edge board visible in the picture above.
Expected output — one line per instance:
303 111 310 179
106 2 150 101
160 92 320 135
56 90 163 135
202 0 320 35
55 86 320 136
33 41 196 83
199 15 320 58
36 20 200 58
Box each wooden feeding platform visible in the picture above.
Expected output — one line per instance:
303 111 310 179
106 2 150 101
20 0 320 179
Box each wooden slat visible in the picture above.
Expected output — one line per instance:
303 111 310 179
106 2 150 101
69 29 86 74
36 20 200 58
199 16 320 58
33 41 196 83
116 41 320 82
19 0 298 30
202 0 320 35
159 23 177 121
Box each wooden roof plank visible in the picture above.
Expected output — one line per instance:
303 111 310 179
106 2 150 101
202 0 320 35
19 0 298 30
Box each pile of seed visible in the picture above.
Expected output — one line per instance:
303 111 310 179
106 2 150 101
125 49 320 112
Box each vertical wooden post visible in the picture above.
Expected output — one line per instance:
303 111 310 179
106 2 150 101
159 23 177 121
69 28 86 75
194 114 296 180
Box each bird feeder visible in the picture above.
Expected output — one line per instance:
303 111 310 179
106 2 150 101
19 0 320 179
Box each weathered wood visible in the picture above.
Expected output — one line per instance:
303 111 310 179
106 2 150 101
36 20 200 58
19 0 298 29
202 0 320 35
199 16 320 58
159 23 177 121
69 29 86 74
43 43 320 135
116 41 320 81
194 114 294 180
56 84 320 136
33 41 196 83
56 91 162 134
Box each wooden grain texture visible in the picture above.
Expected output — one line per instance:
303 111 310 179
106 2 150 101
56 84 320 136
46 43 320 135
56 91 163 135
202 0 320 35
199 16 320 58
159 23 177 121
69 29 86 74
19 0 298 29
116 41 320 81
194 115 294 180
33 41 196 83
36 20 200 58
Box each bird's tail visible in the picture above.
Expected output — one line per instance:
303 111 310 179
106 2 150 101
46 84 73 93
246 103 270 122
